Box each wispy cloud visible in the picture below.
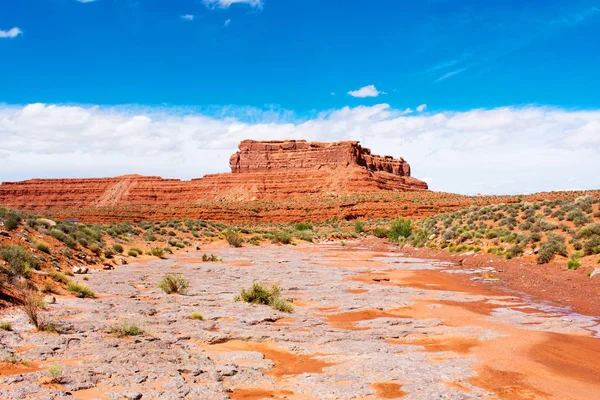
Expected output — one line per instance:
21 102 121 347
224 19 231 27
181 14 195 21
76 0 97 3
348 85 385 98
0 27 22 39
203 0 263 9
416 104 427 113
435 67 467 83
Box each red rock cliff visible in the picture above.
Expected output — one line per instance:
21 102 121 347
0 139 428 222
229 139 413 177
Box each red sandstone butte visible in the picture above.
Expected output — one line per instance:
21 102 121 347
0 139 428 222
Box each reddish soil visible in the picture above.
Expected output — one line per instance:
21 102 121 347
370 382 408 398
400 245 600 317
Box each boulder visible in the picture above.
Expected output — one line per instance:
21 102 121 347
73 266 88 274
44 295 56 304
590 268 600 278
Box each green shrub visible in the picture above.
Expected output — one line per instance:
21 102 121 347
354 221 365 234
49 271 70 285
272 231 293 245
537 233 567 264
0 321 12 331
224 230 243 248
108 320 144 337
88 243 101 256
127 249 139 257
373 227 389 238
189 312 204 320
583 237 600 256
67 282 95 298
35 241 51 254
0 245 37 277
294 231 313 243
3 211 21 230
112 244 124 254
294 223 313 231
48 363 63 383
567 260 581 270
388 218 413 242
158 273 190 294
147 247 165 258
49 229 77 248
235 282 293 313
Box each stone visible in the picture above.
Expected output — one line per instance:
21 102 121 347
44 295 56 304
590 268 600 278
73 266 88 274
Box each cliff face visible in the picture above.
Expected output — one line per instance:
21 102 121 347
0 139 428 222
229 139 413 177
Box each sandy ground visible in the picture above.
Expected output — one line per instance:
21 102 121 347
1 240 599 399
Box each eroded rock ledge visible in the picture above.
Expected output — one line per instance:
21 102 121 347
230 140 413 177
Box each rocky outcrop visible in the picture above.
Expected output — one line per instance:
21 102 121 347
229 140 414 177
0 139 430 222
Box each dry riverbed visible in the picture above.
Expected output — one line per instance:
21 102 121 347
1 241 599 399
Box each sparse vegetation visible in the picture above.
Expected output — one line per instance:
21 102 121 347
67 282 96 298
235 282 293 313
189 312 204 320
224 230 243 248
0 321 12 331
158 273 190 294
107 320 144 337
0 245 38 277
48 363 63 383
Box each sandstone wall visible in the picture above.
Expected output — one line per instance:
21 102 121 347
229 139 412 177
0 139 429 222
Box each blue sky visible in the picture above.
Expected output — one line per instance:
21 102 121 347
2 0 599 112
1 0 599 194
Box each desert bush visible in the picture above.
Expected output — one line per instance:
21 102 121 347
127 249 139 257
388 218 413 242
34 241 50 254
189 312 204 320
354 221 365 234
158 273 190 294
583 237 600 256
107 320 144 337
407 229 431 248
272 231 293 245
19 290 55 331
0 245 38 277
67 282 95 298
294 231 313 242
202 253 220 262
235 282 293 313
112 244 124 254
48 363 63 383
224 230 243 248
294 223 313 231
567 260 581 270
576 223 600 239
0 321 12 331
537 233 568 264
49 271 70 285
88 243 102 256
372 227 389 238
147 247 166 258
3 211 22 231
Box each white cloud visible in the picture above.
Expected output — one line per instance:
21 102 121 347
348 85 385 98
435 68 467 82
224 19 231 27
181 14 195 21
203 0 263 9
416 104 427 113
0 27 22 39
76 0 97 3
0 103 599 195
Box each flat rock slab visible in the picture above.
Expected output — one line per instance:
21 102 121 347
1 241 599 399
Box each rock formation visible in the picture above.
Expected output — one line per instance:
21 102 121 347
0 139 429 222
